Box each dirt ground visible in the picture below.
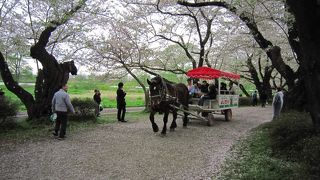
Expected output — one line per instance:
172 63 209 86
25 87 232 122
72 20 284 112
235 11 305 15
0 106 272 180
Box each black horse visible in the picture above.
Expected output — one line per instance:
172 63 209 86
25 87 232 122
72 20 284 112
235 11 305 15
147 76 189 135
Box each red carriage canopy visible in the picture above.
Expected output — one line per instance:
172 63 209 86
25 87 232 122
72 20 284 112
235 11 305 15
186 67 240 80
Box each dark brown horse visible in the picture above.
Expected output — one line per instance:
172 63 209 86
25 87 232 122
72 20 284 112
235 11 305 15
147 76 189 135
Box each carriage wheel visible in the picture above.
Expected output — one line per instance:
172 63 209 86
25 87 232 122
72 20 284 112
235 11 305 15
207 113 214 126
224 109 232 121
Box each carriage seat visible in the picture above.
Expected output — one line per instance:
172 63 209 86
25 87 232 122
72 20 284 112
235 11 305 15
189 97 217 107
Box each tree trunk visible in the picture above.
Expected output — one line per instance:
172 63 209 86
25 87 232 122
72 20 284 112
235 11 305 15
287 0 320 128
29 26 78 118
0 51 35 117
239 84 250 97
144 90 150 112
267 46 295 90
0 2 84 119
245 54 273 100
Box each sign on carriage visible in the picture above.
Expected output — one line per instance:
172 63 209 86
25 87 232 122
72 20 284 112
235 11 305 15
219 95 239 108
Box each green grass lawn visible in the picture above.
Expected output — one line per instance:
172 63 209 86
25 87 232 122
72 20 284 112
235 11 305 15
0 79 145 111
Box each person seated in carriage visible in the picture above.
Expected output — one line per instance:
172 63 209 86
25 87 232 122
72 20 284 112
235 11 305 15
220 82 228 94
198 83 217 106
187 78 193 91
189 81 202 98
229 81 237 95
199 80 209 93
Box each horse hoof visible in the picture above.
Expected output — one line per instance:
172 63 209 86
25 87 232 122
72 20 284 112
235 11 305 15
153 125 159 132
170 128 175 132
160 133 166 137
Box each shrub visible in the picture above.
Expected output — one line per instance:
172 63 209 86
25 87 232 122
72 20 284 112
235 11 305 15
267 112 316 160
239 97 251 106
220 111 320 179
0 97 19 128
300 136 320 177
70 98 96 121
264 111 320 178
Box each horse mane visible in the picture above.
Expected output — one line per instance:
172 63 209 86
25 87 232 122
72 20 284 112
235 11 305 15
162 77 176 85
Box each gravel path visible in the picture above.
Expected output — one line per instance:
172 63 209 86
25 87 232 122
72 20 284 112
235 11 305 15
0 106 272 180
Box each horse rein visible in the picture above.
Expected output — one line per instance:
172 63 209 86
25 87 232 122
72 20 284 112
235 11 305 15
149 77 177 104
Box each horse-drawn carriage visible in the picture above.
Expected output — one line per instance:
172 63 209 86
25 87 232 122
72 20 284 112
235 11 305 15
147 67 240 135
184 67 241 126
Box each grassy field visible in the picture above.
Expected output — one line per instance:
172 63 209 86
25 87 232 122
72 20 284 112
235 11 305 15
1 73 257 111
0 78 146 111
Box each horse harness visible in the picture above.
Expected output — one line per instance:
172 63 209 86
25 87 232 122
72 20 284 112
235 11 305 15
149 77 178 105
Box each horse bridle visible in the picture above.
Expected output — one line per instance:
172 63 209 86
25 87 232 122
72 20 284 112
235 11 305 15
149 77 177 104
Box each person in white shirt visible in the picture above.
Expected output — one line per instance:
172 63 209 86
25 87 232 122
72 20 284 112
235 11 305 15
272 88 284 120
189 82 201 98
229 82 237 94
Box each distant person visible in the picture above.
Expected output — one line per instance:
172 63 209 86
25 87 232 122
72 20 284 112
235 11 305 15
260 92 267 108
117 82 127 122
200 80 209 93
51 84 75 140
272 88 284 120
93 89 102 117
251 91 258 106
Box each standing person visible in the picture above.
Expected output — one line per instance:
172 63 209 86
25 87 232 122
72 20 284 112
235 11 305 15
117 82 127 122
252 90 258 106
260 91 267 108
93 89 102 117
52 84 75 140
272 88 284 120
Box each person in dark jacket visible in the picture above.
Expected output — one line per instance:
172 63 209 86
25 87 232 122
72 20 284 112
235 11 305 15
200 80 209 93
252 90 258 106
260 92 267 108
93 89 102 116
117 82 127 122
198 84 217 106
